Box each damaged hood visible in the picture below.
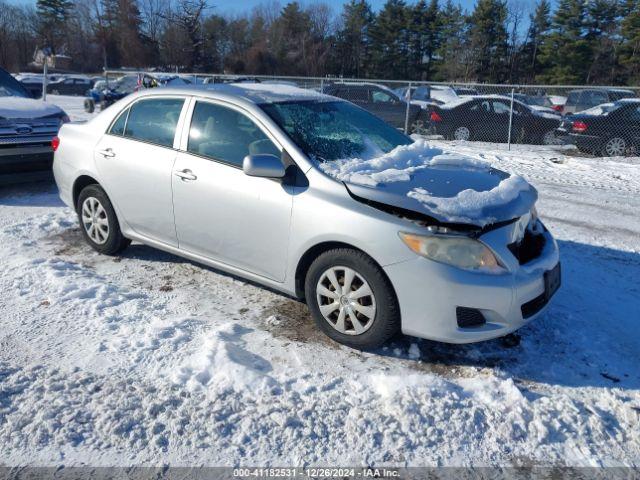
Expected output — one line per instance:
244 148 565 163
318 139 538 228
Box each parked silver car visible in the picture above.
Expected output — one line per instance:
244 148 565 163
53 84 560 348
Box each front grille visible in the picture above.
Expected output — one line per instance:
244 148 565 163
456 307 486 328
508 230 545 265
521 292 548 319
0 151 53 174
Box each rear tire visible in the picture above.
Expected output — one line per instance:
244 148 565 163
304 248 400 349
84 98 95 113
601 137 628 157
76 184 130 255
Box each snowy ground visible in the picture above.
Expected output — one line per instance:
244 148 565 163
1 96 639 467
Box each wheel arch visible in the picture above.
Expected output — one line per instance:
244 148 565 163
293 241 398 302
72 175 102 210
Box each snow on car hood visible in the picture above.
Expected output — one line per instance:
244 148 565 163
0 96 64 119
319 138 537 227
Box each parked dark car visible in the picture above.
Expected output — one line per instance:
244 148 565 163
18 76 42 98
47 76 93 96
429 96 561 145
513 93 559 115
452 87 479 96
562 88 635 115
0 67 69 184
323 83 426 132
555 99 640 156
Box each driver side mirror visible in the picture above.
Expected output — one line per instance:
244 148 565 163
242 154 286 178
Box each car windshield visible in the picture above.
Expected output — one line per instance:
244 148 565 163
581 102 622 116
261 100 412 162
0 70 30 98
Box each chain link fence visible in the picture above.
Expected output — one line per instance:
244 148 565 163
101 70 640 158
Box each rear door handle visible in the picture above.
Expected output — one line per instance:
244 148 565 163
174 169 197 181
98 148 115 158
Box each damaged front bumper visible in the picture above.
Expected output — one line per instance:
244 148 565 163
384 221 560 344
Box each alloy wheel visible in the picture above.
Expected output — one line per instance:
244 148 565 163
316 266 376 335
543 130 557 145
81 196 109 245
454 126 471 141
604 137 626 156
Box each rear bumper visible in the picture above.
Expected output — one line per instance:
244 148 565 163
555 130 602 150
384 227 560 344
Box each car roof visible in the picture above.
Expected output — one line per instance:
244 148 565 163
568 88 635 94
133 82 336 105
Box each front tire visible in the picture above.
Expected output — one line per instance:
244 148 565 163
304 248 400 349
452 125 472 141
76 185 130 255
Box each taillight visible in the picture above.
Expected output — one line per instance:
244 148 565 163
572 121 588 133
552 105 564 112
430 111 443 122
51 136 60 151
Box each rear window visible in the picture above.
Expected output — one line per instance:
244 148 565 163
567 91 581 104
123 98 184 147
609 90 635 101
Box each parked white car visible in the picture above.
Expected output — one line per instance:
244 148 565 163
52 84 560 348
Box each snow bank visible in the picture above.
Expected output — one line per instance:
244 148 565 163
0 96 64 119
407 174 532 226
318 138 490 187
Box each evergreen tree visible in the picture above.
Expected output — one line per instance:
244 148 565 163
369 0 411 79
521 0 551 82
467 0 509 82
536 0 592 84
271 2 313 75
408 0 439 80
620 0 640 83
434 0 469 81
333 0 374 77
36 0 73 53
585 0 622 84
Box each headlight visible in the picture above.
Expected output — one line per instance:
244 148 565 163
399 232 504 272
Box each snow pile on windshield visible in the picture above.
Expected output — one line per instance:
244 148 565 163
318 138 490 187
407 174 532 226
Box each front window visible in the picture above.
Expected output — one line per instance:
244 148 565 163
188 101 280 167
371 89 397 103
260 100 411 162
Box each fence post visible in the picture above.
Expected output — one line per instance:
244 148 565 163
507 87 515 151
404 81 412 135
320 77 324 94
42 60 48 101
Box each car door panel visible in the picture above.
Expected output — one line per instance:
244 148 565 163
172 154 293 281
94 97 187 246
171 100 293 282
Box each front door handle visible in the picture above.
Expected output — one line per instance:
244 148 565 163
174 169 197 181
98 148 115 158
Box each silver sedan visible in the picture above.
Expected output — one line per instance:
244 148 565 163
52 84 560 349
